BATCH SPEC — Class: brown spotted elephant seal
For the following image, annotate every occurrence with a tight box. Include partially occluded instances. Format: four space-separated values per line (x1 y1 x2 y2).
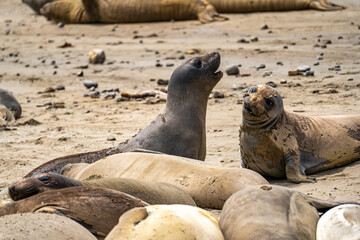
0 89 22 120
240 84 360 183
0 186 148 238
106 205 224 240
0 212 96 240
61 152 268 209
207 0 344 13
40 0 227 24
9 173 196 206
25 52 223 177
316 204 360 240
220 185 342 240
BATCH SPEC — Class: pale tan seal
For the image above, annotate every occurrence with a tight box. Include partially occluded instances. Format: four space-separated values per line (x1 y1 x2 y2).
317 204 360 240
207 0 344 13
220 185 341 240
25 52 223 177
40 0 227 24
61 152 269 209
0 212 97 240
0 186 148 238
240 84 360 183
9 173 196 206
106 205 224 240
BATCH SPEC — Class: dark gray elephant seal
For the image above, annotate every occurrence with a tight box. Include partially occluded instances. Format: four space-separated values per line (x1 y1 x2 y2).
0 89 22 119
0 186 148 238
25 52 223 177
0 213 97 240
220 185 342 240
239 84 360 183
22 0 55 14
9 173 196 206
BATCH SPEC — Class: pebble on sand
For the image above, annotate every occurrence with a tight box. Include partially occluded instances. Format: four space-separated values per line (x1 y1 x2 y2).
83 80 98 89
226 64 239 76
88 49 105 64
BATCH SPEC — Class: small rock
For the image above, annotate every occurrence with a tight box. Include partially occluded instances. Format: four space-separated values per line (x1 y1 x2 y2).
116 96 126 102
314 62 320 66
288 69 299 76
237 39 249 43
56 85 65 91
90 86 97 91
338 36 343 39
347 78 354 81
103 93 116 100
213 91 225 99
261 24 269 30
280 80 287 84
107 137 116 141
58 22 65 28
256 64 266 71
157 79 169 86
317 56 323 60
83 80 98 89
250 37 258 42
155 63 163 67
89 91 100 98
305 70 314 76
297 65 310 72
226 64 239 76
277 62 284 66
53 102 65 108
185 49 200 55
283 46 288 49
88 49 105 64
263 71 272 77
266 81 277 88
77 70 84 77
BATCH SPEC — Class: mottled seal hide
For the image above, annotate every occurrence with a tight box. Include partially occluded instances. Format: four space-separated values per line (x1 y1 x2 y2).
40 0 227 24
0 186 148 238
0 89 22 119
22 0 55 14
106 205 224 240
220 185 341 240
0 213 97 240
9 173 196 206
25 52 223 177
61 152 268 209
317 204 360 240
207 0 344 13
239 84 360 183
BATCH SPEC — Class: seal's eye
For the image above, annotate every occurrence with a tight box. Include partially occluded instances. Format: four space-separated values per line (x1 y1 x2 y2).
38 175 50 184
265 98 274 107
194 59 202 68
248 87 257 94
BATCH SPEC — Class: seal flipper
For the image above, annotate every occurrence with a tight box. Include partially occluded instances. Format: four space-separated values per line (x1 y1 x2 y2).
309 0 345 11
285 154 316 183
197 5 228 23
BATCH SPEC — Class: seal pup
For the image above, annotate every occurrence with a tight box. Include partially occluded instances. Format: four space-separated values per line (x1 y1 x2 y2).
239 84 360 183
105 205 224 240
61 152 269 209
25 52 223 177
207 0 344 13
219 185 342 240
40 0 227 24
0 89 22 120
0 212 97 240
317 204 360 240
9 173 196 206
0 186 148 238
22 0 55 14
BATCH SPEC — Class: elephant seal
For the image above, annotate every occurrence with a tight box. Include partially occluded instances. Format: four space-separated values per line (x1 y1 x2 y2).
317 204 360 240
207 0 344 13
105 205 224 240
25 52 223 177
0 89 22 119
219 185 342 240
9 173 196 206
0 186 148 238
22 0 55 14
40 0 227 24
0 212 96 240
239 84 360 183
61 152 268 209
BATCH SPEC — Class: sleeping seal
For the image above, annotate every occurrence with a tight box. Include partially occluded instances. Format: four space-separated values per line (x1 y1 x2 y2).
220 185 342 240
106 205 224 240
0 89 22 119
25 52 223 177
239 84 360 183
8 173 196 206
40 0 227 24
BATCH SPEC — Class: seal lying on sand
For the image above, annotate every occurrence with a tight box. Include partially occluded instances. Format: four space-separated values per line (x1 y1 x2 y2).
40 0 227 24
0 89 22 120
9 173 196 206
25 52 223 177
220 185 342 240
0 105 15 127
22 0 55 14
317 204 360 240
239 84 360 183
207 0 344 13
61 152 268 209
0 212 97 240
106 205 224 240
0 186 148 238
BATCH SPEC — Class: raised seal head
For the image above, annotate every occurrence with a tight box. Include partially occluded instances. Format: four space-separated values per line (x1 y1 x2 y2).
242 84 283 130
